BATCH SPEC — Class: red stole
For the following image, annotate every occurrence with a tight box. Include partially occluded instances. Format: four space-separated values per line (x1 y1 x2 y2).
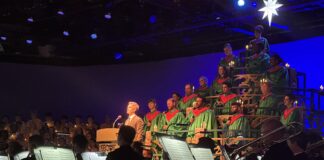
229 114 244 125
267 65 282 73
283 107 298 120
216 77 229 84
182 94 197 103
145 111 160 122
198 86 208 91
192 107 209 117
165 110 179 122
220 93 237 104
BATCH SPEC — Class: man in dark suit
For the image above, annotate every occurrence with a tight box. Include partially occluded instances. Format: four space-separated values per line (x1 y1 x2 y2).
125 101 144 142
106 125 142 160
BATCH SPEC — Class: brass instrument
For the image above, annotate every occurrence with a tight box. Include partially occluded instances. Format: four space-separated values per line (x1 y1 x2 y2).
230 122 304 159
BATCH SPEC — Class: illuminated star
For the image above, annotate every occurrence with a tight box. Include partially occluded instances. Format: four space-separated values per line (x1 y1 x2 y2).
259 0 283 26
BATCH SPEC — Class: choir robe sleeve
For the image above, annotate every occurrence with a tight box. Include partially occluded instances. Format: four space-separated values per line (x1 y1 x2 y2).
246 53 270 74
265 67 289 94
178 97 196 115
160 112 188 138
187 110 218 138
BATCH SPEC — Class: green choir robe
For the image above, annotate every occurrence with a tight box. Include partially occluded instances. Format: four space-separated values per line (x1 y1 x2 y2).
216 93 239 115
246 53 270 74
218 55 240 68
178 94 197 115
195 86 211 98
249 37 270 54
143 110 162 133
187 107 217 138
160 109 188 138
225 114 250 138
211 77 231 95
264 66 289 94
256 94 279 116
280 107 301 126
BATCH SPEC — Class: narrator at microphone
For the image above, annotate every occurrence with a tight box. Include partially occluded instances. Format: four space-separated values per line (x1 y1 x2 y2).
113 115 122 128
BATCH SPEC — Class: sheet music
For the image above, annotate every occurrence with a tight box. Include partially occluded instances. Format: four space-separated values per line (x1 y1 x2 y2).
34 147 75 160
0 156 9 160
14 151 29 160
160 137 194 160
190 148 213 160
81 152 106 160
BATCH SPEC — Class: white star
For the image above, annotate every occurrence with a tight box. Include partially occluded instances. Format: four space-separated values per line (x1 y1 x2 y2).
259 0 283 26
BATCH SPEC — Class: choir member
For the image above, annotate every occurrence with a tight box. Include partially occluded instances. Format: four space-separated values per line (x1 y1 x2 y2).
187 96 217 138
212 66 231 95
194 76 212 99
171 92 182 109
264 54 289 94
219 43 240 68
249 25 270 54
216 82 239 115
280 95 302 126
255 80 279 116
125 102 144 142
178 84 197 116
143 99 162 133
225 102 250 139
160 98 187 138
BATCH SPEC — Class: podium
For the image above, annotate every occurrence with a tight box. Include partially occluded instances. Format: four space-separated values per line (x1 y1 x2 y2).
96 128 119 153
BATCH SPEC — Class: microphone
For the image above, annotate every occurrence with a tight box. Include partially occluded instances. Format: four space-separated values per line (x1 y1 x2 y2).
113 115 122 128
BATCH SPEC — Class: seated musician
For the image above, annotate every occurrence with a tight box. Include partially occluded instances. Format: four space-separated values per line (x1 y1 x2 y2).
264 54 289 94
212 66 231 95
215 82 239 115
280 94 302 126
194 76 212 99
143 99 162 133
106 125 142 160
187 96 217 139
161 98 187 138
125 101 144 142
22 135 44 160
178 84 197 116
72 134 88 160
224 102 250 142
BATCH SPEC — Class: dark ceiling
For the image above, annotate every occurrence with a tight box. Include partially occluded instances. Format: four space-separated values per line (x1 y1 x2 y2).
0 0 324 65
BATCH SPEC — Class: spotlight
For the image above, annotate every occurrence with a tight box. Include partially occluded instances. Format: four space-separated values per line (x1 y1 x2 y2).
90 33 97 40
26 39 33 44
238 0 245 7
252 1 257 7
114 52 123 60
63 31 69 36
0 36 7 41
57 10 64 15
104 13 112 20
149 15 157 24
27 17 34 23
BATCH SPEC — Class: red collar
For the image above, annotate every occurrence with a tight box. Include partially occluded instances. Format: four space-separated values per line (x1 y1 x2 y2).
261 93 272 100
229 114 244 125
268 65 282 73
220 93 237 104
192 107 209 117
165 109 179 122
182 94 197 103
145 111 160 122
216 77 229 84
283 107 298 120
199 86 208 90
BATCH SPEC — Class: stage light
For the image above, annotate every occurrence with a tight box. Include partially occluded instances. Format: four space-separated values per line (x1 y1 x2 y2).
252 1 257 7
238 0 245 7
90 33 97 39
57 10 64 15
27 17 34 23
259 0 283 26
63 31 69 36
149 15 157 24
114 52 123 60
0 36 7 41
104 13 112 20
26 39 33 44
